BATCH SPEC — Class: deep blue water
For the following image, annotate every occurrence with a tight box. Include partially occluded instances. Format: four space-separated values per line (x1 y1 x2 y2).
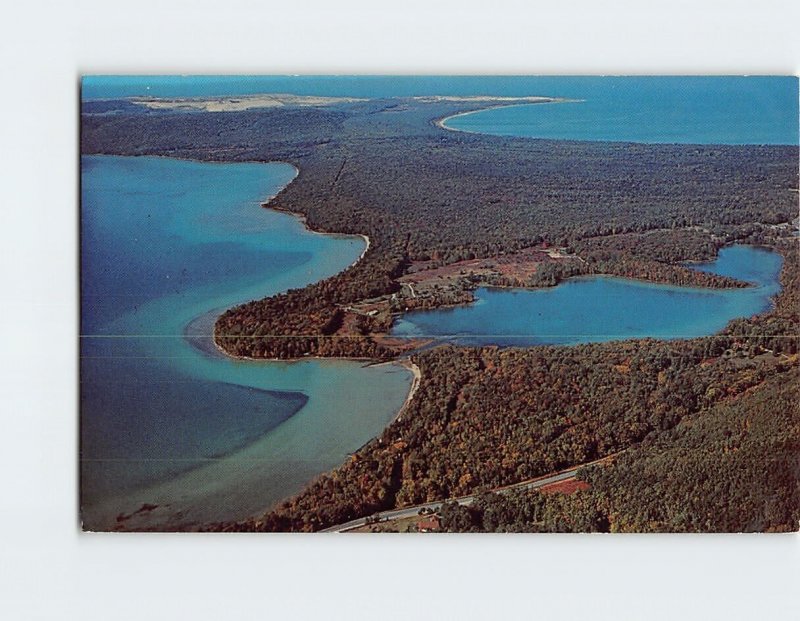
83 76 798 145
81 156 309 333
80 156 413 528
392 246 783 347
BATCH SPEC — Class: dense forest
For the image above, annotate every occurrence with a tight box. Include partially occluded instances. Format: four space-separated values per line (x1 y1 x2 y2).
439 366 799 533
204 241 798 533
82 97 799 532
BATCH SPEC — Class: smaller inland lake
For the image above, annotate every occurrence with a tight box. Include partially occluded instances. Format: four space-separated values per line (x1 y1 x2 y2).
391 245 783 348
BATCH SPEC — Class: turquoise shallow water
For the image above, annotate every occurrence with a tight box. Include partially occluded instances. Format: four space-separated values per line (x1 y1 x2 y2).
392 246 783 347
80 156 413 529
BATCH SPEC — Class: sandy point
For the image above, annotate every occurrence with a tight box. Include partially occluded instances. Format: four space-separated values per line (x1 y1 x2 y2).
377 358 422 423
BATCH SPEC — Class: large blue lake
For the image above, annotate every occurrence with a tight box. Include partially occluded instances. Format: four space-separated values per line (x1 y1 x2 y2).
81 156 413 529
84 76 799 146
392 246 783 347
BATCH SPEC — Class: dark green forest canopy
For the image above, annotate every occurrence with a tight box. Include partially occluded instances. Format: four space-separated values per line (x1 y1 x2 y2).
437 366 800 534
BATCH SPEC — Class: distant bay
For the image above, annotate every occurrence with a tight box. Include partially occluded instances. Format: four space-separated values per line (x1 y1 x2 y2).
442 77 799 145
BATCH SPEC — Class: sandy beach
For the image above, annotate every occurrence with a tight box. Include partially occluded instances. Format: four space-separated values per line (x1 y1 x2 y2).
129 93 366 112
390 358 422 422
435 97 578 134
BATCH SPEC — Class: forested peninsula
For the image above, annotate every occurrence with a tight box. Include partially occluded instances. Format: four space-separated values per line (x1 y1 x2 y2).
81 95 799 532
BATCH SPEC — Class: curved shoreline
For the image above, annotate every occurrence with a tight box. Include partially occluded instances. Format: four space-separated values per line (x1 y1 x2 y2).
203 164 419 521
84 155 416 530
246 357 422 523
435 98 580 135
265 201 371 267
384 358 421 423
256 161 374 256
208 166 375 363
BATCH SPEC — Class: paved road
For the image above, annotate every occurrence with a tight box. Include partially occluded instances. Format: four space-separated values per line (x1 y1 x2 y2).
319 462 597 533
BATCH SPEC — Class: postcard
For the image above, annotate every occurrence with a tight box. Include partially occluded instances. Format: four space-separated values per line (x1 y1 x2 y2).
80 76 799 532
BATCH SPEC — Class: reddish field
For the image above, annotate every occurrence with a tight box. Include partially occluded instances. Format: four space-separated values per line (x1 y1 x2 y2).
400 247 559 285
539 478 591 495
